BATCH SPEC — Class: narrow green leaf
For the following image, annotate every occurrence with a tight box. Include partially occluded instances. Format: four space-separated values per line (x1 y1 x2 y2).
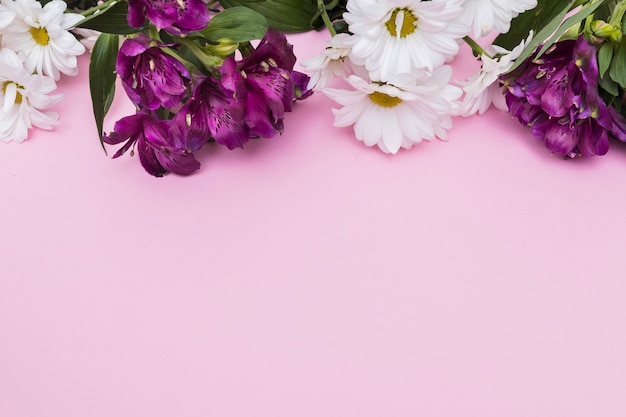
77 1 143 35
609 37 626 89
537 0 610 57
89 33 119 150
599 73 619 97
598 41 614 78
219 0 317 32
201 7 268 42
495 0 575 51
504 1 576 73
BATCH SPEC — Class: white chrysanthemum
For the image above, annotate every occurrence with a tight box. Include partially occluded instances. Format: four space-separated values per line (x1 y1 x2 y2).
324 69 462 154
301 33 368 90
0 3 16 28
1 0 85 80
0 48 63 143
344 0 469 81
459 31 532 116
459 0 537 38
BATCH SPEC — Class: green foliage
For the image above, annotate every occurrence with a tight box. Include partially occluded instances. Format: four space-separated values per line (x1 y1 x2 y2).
609 36 626 89
89 33 119 149
200 7 268 42
494 0 575 51
77 1 143 35
218 0 317 32
502 0 612 73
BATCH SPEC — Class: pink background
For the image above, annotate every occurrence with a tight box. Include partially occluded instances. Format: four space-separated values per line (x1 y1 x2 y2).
2 31 626 416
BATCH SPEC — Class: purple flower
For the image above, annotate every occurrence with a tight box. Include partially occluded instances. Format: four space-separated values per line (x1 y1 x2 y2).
502 36 626 157
171 58 250 150
127 0 209 35
104 111 200 177
117 34 191 111
292 71 313 101
236 29 297 138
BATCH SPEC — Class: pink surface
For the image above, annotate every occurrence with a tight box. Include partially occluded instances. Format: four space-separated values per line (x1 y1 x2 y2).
2 31 626 416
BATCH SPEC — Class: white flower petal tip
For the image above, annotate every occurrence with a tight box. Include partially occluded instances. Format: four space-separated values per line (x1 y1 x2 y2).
459 31 533 117
459 0 538 38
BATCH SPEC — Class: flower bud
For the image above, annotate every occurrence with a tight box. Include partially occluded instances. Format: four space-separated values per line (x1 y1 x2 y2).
589 20 622 44
206 38 239 57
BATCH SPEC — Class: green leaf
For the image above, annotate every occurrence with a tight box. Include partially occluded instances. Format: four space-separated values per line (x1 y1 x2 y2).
536 0 609 57
495 0 575 51
598 41 614 78
77 1 143 35
609 37 626 89
599 73 619 97
89 33 119 150
504 0 576 73
218 0 317 32
200 7 268 42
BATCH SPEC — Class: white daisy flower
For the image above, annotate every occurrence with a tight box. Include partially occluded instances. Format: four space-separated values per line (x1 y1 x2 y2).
0 48 63 143
344 0 469 81
1 0 86 80
301 33 368 91
0 2 16 29
459 31 532 116
459 0 537 38
323 68 462 154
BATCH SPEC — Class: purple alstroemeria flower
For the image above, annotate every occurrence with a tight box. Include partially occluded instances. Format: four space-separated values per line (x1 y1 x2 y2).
292 71 313 101
236 29 297 138
103 111 200 177
127 0 209 35
502 35 626 157
171 59 250 150
117 34 191 111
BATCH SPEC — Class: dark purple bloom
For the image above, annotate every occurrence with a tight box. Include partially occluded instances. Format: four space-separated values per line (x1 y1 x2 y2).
292 71 313 100
235 29 297 138
127 0 209 35
117 34 191 111
502 36 626 157
171 58 250 150
104 111 200 177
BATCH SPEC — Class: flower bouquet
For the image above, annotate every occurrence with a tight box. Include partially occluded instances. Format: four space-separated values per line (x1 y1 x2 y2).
2 0 626 177
305 0 626 158
0 0 320 175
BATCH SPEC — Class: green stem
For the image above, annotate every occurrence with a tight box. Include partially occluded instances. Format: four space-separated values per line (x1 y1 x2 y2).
317 0 336 37
80 0 118 17
463 36 492 59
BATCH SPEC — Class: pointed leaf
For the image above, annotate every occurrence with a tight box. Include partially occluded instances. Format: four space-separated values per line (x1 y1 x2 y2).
89 33 119 150
503 1 576 74
77 1 144 35
218 0 317 32
494 0 574 51
609 37 626 89
200 7 267 42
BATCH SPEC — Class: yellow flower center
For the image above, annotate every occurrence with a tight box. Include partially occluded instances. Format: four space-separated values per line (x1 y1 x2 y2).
30 26 50 46
385 8 418 38
369 91 402 108
2 81 23 104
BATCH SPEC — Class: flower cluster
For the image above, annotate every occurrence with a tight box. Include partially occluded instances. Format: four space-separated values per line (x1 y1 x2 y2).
88 0 311 176
501 19 626 157
303 0 537 153
104 29 309 176
0 0 85 143
305 0 626 160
